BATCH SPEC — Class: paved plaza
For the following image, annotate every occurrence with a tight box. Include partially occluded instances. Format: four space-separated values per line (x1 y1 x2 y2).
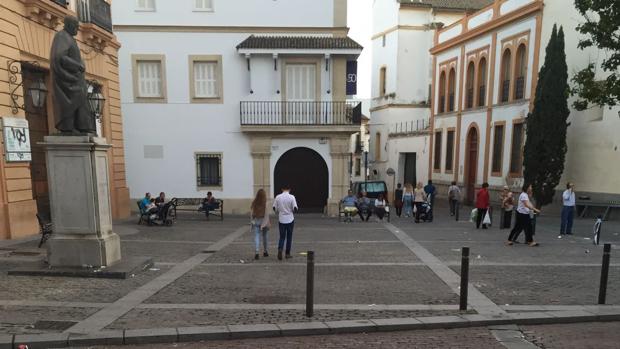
0 204 619 347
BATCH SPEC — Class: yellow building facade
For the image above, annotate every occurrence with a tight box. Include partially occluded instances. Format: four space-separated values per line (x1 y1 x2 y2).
0 0 130 240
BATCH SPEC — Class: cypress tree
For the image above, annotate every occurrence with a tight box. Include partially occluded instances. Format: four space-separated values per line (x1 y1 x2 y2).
523 25 570 208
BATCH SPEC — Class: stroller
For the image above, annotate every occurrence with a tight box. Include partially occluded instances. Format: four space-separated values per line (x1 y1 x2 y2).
417 195 433 222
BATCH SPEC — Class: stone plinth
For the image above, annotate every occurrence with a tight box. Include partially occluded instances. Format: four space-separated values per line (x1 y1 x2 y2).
42 135 121 267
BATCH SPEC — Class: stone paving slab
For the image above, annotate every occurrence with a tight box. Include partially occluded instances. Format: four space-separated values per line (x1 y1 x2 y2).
0 334 11 349
13 332 68 349
524 322 620 349
227 324 280 339
201 241 420 264
324 319 377 333
124 328 178 345
177 325 229 342
0 306 97 335
450 265 620 305
67 330 124 347
277 321 330 336
144 265 458 305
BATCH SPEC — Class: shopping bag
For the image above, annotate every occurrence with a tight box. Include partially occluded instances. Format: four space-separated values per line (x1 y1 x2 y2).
470 208 477 223
482 210 491 225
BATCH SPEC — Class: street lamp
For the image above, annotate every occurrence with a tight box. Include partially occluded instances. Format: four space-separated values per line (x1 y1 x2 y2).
28 78 48 109
7 60 48 114
87 81 105 121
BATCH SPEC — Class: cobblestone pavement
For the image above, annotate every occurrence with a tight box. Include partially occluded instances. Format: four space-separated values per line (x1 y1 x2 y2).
1 208 619 337
73 327 506 349
523 322 620 348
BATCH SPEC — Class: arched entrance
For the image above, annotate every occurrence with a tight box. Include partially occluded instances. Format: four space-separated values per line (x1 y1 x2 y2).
464 126 479 205
274 147 328 213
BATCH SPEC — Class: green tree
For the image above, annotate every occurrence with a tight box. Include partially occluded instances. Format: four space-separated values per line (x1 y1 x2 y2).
572 0 620 111
523 25 570 208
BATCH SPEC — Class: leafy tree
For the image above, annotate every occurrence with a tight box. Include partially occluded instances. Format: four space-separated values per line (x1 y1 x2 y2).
523 25 570 208
572 0 620 112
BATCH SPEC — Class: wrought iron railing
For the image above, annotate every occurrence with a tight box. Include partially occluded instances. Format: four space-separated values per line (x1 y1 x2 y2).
389 119 430 136
439 95 445 113
466 88 474 109
240 101 361 126
501 79 510 102
77 0 113 32
448 93 455 112
514 77 525 100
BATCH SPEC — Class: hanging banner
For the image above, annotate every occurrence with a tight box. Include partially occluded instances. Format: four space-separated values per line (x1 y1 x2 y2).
346 60 358 96
2 117 31 162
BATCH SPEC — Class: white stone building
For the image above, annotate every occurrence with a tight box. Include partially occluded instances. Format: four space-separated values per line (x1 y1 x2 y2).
113 0 362 214
429 0 620 205
369 0 491 198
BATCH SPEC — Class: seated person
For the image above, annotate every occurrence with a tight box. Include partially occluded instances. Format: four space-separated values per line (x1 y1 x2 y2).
140 192 154 213
356 191 372 222
200 192 219 217
341 190 358 221
155 192 166 206
374 193 388 220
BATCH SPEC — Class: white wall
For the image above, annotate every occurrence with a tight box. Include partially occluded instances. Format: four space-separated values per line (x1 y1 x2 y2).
113 0 335 27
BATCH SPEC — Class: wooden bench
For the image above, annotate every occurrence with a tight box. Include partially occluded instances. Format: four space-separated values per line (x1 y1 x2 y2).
577 200 620 221
36 213 53 248
172 198 224 221
338 201 390 222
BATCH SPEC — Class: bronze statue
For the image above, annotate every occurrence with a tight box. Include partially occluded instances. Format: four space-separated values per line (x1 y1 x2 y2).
50 16 95 134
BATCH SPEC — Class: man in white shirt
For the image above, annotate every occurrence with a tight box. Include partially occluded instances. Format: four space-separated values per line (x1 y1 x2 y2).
559 182 576 237
273 185 298 260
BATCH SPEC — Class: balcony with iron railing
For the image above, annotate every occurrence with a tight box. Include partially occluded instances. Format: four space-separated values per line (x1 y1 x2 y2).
501 80 510 103
389 119 430 137
466 88 474 109
448 93 455 112
77 0 112 32
240 101 362 132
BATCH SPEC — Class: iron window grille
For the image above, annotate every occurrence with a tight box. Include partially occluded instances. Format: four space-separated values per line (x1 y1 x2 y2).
196 153 222 187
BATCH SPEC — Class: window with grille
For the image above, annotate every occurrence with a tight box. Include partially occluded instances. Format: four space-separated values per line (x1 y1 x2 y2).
137 60 163 97
194 62 218 98
438 71 446 113
434 131 442 170
445 130 454 171
447 69 456 112
477 58 487 107
194 0 213 11
379 67 387 97
491 124 505 174
501 49 512 102
465 62 475 109
514 44 527 100
509 123 524 174
136 0 155 11
196 153 222 187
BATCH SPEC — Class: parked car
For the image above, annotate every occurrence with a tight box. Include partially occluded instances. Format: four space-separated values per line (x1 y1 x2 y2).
351 181 388 200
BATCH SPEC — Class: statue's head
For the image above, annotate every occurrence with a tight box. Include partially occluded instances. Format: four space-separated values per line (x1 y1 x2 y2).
63 16 79 36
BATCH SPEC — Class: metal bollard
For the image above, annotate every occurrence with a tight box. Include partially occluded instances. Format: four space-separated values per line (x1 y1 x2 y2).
306 251 315 317
459 247 469 311
455 201 460 221
598 244 611 305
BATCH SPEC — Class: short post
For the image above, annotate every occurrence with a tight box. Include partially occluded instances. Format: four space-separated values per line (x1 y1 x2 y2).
455 201 460 221
459 247 469 311
306 250 315 317
598 244 611 305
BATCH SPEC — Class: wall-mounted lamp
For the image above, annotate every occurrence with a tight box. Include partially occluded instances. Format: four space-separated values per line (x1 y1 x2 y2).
7 60 48 114
87 80 105 121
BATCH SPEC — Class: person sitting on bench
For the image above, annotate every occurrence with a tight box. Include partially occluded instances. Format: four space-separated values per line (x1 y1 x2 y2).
341 190 358 222
357 191 372 222
201 192 219 218
140 192 158 214
374 193 388 221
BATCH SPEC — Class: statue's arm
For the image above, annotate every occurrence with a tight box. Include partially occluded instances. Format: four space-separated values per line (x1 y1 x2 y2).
61 56 85 74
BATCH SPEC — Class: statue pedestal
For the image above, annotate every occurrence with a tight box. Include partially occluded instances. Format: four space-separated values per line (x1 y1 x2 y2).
43 136 121 267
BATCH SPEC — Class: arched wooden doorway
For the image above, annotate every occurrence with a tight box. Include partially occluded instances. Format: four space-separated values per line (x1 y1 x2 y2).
274 147 328 213
464 126 479 204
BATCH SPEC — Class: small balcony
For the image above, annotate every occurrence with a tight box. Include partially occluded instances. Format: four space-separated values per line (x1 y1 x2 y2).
240 101 361 133
77 0 112 32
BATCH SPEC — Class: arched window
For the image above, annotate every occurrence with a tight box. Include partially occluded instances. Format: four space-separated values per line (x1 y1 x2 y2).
500 49 512 102
438 71 446 113
465 62 475 109
514 44 527 100
447 68 456 112
477 57 487 107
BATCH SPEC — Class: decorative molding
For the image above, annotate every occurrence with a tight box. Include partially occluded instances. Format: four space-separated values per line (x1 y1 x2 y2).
18 0 70 30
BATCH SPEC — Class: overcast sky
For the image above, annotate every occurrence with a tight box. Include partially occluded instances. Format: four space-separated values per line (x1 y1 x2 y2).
347 0 373 99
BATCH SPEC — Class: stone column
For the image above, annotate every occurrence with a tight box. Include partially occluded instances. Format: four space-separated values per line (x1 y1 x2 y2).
43 136 121 267
250 136 272 197
328 136 351 216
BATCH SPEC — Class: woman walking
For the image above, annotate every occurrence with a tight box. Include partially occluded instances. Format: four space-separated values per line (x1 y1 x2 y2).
475 183 490 229
413 182 427 223
250 189 271 260
507 184 540 246
403 183 414 217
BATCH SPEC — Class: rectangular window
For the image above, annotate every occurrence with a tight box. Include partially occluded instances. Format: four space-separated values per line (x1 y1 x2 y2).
196 153 222 187
286 64 316 101
194 0 213 11
136 0 155 11
491 124 505 174
445 130 455 172
433 130 442 170
509 123 524 174
355 158 361 176
189 55 223 103
379 67 386 97
137 61 162 97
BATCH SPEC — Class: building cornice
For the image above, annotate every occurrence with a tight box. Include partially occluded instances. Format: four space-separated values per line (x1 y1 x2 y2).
113 25 350 35
370 103 430 112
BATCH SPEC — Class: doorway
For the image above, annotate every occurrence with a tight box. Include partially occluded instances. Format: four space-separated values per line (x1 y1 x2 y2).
465 126 479 205
274 147 328 213
23 67 50 217
403 153 416 186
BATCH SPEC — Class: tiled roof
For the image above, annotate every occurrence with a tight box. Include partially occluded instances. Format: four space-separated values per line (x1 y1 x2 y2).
236 35 363 50
397 0 494 11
